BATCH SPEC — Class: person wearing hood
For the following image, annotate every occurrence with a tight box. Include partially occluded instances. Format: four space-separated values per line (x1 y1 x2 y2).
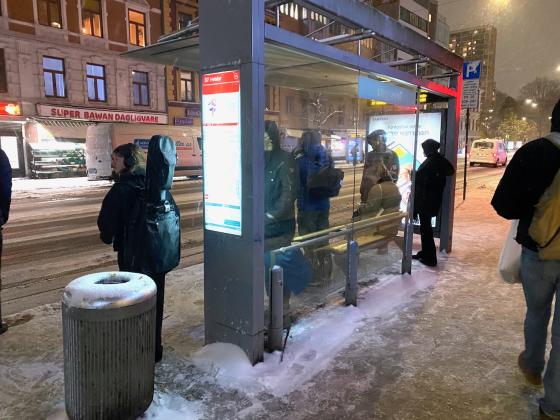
97 143 146 270
296 129 332 235
264 121 299 326
360 129 400 203
413 139 454 267
492 99 560 417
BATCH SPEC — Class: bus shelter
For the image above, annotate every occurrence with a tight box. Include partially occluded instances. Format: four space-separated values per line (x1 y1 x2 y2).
126 0 463 365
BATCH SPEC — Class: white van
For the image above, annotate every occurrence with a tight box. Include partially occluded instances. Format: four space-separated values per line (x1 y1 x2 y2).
85 123 202 180
469 138 508 167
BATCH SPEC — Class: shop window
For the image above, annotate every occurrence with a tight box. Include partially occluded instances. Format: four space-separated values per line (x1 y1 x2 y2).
132 70 149 106
128 10 146 47
179 70 194 102
0 49 6 93
178 12 192 29
86 63 106 102
82 0 102 37
38 0 62 29
43 56 66 98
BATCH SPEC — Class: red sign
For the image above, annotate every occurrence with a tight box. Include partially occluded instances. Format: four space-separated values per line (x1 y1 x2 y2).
202 70 240 96
0 103 21 116
37 104 168 124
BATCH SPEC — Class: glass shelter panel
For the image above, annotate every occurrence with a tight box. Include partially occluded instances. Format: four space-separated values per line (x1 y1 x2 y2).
262 44 421 330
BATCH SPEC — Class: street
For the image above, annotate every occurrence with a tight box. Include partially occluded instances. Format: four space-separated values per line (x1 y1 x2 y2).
2 163 505 315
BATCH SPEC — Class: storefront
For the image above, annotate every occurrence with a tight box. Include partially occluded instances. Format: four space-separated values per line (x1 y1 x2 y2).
21 104 168 178
126 0 462 364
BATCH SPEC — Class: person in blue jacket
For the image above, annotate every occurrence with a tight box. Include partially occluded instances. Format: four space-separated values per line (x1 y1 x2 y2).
296 130 332 235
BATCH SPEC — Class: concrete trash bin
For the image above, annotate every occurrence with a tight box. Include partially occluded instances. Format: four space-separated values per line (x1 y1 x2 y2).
62 272 157 420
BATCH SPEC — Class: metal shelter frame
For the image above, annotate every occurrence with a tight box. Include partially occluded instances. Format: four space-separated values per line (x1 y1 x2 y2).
124 0 463 365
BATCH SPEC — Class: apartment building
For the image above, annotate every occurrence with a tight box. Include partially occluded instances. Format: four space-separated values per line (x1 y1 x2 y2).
0 0 166 177
449 25 497 114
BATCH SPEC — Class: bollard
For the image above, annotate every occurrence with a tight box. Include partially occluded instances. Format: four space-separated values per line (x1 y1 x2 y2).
345 240 358 306
269 265 284 351
62 272 157 420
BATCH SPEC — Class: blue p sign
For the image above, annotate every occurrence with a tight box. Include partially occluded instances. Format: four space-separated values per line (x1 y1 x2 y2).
463 61 482 80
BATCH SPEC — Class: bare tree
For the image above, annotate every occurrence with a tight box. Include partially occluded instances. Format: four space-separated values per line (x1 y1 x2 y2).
301 92 342 131
519 77 560 136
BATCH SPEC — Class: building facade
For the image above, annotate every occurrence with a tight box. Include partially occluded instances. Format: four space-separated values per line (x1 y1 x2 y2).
449 25 497 114
0 0 167 177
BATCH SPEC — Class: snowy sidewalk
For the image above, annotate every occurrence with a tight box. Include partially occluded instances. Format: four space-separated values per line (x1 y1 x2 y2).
0 182 543 419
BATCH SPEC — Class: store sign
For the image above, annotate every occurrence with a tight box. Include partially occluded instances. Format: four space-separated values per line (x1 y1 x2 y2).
37 104 168 124
0 103 21 116
175 117 194 126
186 107 201 118
202 70 242 236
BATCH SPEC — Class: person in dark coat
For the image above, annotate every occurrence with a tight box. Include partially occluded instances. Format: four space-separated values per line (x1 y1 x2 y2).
296 130 331 235
360 129 400 203
264 121 299 327
0 149 11 334
491 99 560 417
97 143 146 271
413 139 455 267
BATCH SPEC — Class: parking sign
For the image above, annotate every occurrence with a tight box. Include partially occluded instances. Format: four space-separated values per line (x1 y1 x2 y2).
462 60 482 110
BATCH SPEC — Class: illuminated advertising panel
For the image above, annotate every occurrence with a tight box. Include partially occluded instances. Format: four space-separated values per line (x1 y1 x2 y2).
368 112 443 220
202 70 242 236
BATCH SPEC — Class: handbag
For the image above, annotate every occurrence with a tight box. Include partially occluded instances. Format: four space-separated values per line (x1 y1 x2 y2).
498 220 522 284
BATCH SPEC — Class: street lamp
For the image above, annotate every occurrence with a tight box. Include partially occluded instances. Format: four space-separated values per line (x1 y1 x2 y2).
525 98 533 105
531 102 538 109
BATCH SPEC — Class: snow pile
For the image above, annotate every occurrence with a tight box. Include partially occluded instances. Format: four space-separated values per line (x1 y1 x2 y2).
191 269 437 400
63 272 157 309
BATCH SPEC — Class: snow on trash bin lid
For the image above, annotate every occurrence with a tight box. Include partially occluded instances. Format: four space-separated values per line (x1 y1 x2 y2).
63 272 157 309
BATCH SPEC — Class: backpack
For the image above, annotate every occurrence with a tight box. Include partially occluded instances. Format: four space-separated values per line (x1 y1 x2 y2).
123 135 181 275
307 161 344 199
529 167 560 260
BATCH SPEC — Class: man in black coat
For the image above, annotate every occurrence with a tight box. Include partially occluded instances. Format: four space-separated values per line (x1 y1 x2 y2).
491 99 560 417
0 149 11 334
413 139 455 267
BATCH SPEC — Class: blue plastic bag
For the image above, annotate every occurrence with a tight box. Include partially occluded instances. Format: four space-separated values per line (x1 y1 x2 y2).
265 249 312 295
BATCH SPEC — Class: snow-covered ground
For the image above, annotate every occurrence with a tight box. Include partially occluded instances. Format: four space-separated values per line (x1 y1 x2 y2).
0 178 544 419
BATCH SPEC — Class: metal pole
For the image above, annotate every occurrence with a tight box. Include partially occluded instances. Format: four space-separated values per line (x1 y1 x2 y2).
345 240 358 306
402 88 422 275
463 108 470 201
269 265 284 351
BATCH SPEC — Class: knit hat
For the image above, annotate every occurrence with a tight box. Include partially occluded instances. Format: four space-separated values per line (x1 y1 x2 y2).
551 99 560 132
421 139 440 154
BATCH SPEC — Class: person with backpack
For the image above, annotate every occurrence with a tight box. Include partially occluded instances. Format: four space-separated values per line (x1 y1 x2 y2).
412 139 455 267
296 130 332 236
360 129 400 203
97 143 146 271
491 99 560 418
98 137 181 363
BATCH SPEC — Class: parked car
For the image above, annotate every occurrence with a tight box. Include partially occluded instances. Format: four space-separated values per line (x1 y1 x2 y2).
469 138 508 167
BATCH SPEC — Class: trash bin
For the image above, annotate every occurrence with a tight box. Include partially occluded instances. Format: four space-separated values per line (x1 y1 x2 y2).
62 272 157 420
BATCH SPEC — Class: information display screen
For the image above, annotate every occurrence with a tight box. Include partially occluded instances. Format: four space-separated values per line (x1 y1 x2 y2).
202 70 242 236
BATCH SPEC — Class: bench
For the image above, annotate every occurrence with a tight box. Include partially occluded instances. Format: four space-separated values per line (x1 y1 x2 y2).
292 211 407 281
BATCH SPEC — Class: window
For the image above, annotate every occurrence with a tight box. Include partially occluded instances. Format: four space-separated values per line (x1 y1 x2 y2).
178 12 192 29
285 96 294 114
132 70 149 106
38 0 62 28
179 70 194 102
128 10 146 47
82 0 102 37
0 49 6 93
86 63 106 102
43 56 65 98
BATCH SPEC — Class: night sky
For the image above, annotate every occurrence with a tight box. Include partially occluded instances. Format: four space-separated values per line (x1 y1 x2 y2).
438 0 560 98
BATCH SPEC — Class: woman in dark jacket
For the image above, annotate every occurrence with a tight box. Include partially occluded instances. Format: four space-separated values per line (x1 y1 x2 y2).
413 139 455 266
97 143 146 270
